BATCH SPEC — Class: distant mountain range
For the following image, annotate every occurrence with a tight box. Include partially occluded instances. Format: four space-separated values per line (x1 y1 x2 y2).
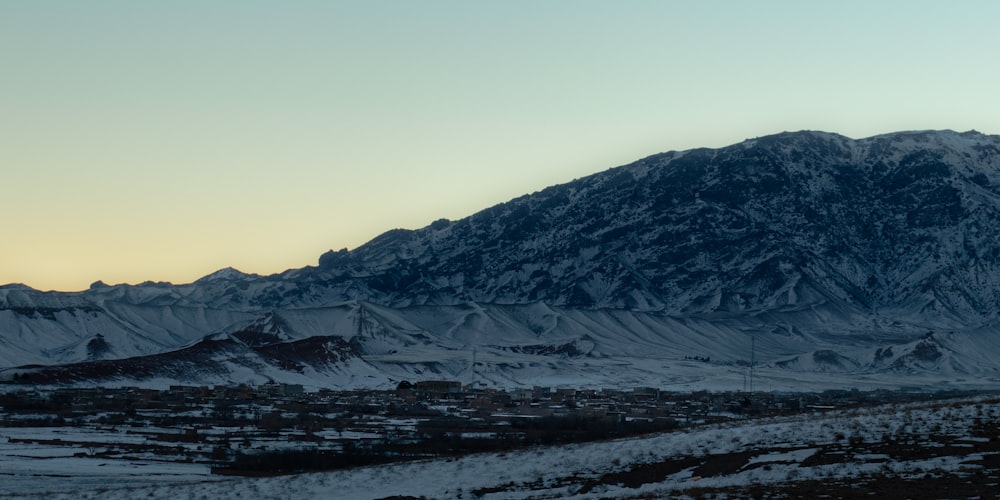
4 130 1000 391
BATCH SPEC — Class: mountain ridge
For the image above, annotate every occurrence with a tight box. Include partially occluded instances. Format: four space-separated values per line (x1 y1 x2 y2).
4 129 1000 390
296 128 1000 315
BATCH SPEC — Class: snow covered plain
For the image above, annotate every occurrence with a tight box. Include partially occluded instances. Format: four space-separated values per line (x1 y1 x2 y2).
0 425 223 496
5 395 998 499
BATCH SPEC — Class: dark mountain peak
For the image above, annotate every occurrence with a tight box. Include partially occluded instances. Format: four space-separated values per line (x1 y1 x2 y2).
195 267 251 283
864 129 1000 160
745 129 852 146
0 283 36 292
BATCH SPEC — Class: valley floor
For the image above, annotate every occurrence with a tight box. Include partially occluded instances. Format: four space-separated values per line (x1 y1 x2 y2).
3 392 998 499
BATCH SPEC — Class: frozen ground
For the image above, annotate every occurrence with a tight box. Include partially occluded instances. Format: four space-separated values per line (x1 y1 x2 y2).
4 395 998 499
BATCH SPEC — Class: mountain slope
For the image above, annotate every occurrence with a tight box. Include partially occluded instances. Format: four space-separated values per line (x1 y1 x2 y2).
306 129 1000 315
4 129 1000 389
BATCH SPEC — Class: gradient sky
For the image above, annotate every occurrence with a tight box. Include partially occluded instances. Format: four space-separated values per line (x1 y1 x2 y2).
4 1 1000 292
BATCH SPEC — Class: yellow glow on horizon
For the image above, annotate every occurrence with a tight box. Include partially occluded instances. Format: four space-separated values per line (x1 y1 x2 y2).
3 1 1000 291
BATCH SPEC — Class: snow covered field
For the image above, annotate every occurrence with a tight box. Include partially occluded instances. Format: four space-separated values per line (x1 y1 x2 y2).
0 425 222 496
5 394 998 499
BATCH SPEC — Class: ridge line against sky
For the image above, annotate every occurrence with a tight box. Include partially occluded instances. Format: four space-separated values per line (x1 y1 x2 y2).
3 1 1000 292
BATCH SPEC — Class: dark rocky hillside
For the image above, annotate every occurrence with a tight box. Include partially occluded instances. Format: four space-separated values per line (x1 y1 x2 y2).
300 130 1000 317
5 129 1000 388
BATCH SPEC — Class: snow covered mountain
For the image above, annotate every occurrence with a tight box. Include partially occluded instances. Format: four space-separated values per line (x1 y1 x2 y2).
4 129 1000 390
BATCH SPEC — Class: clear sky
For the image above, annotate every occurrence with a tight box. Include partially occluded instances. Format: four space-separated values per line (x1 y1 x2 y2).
4 1 1000 292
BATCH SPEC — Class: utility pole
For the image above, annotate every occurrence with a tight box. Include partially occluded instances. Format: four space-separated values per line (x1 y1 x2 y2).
470 347 478 389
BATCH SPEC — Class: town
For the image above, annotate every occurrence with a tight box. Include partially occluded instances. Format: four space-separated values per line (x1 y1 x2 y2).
0 381 981 476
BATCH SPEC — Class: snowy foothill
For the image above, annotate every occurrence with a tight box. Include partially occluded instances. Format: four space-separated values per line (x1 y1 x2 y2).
5 394 998 499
